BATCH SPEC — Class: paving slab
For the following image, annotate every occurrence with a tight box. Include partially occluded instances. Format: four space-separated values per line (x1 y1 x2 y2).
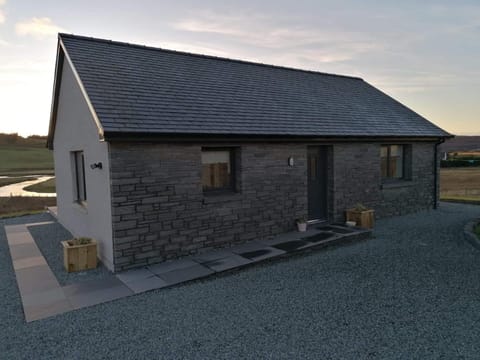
191 249 236 263
21 287 67 308
202 254 252 272
4 224 28 234
24 298 72 322
9 242 42 260
272 239 311 252
4 216 372 322
63 277 133 309
15 265 60 296
116 267 155 284
116 268 168 294
231 242 286 261
13 256 47 270
157 264 214 285
316 225 357 234
303 231 338 243
259 234 302 247
230 240 270 254
63 276 126 297
6 232 35 246
148 258 199 275
123 276 169 294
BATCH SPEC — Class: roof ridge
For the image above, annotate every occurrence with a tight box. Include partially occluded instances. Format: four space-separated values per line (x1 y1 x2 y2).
58 33 364 81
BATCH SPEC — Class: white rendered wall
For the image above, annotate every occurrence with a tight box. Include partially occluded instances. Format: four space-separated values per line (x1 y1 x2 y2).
53 59 114 270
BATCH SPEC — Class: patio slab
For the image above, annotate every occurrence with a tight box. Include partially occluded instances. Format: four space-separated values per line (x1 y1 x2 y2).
116 268 168 293
123 276 169 294
63 277 133 309
157 264 215 285
24 298 72 322
116 267 155 284
13 255 47 270
5 215 371 322
191 248 236 263
202 254 252 272
15 265 60 296
9 243 42 260
21 287 66 308
148 258 199 275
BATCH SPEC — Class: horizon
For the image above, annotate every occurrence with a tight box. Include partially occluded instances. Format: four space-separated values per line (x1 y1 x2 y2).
0 0 479 136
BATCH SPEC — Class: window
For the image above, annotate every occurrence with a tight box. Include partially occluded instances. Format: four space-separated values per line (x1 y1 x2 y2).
72 151 87 202
381 145 404 180
201 148 235 192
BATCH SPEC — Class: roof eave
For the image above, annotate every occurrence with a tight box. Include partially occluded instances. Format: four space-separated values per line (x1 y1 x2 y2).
46 39 64 150
102 131 453 143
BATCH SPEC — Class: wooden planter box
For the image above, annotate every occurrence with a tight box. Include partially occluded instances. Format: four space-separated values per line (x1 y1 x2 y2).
345 209 375 229
62 239 97 272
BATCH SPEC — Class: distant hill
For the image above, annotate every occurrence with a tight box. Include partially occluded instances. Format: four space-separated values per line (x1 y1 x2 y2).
440 136 480 153
0 133 47 148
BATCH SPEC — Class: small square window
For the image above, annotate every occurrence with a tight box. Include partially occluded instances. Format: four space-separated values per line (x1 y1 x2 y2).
381 145 404 180
201 148 235 192
72 151 87 202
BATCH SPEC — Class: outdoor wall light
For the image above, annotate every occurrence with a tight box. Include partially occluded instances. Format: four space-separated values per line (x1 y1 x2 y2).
90 162 103 170
288 157 294 167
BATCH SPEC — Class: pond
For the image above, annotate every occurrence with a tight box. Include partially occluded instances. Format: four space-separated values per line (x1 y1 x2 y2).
0 176 56 197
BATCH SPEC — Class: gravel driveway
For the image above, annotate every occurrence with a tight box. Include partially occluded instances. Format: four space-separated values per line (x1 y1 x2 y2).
1 202 480 359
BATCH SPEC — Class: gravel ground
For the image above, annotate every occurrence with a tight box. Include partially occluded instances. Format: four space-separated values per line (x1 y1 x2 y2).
28 221 112 285
1 203 480 359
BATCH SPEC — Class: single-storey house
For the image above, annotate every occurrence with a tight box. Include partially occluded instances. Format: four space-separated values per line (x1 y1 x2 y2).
47 33 452 272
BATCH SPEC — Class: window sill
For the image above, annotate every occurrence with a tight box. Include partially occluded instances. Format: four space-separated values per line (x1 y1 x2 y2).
202 192 241 204
72 201 88 214
381 180 415 190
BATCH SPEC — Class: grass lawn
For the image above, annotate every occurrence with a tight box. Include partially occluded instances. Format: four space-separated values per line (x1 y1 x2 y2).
23 178 56 193
0 176 37 187
440 167 480 201
0 145 53 176
0 196 56 218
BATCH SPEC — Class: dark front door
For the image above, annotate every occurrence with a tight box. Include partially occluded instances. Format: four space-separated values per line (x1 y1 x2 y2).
307 146 328 220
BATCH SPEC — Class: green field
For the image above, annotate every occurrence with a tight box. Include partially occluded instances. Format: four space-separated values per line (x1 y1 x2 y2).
0 134 54 176
0 176 37 187
24 178 56 193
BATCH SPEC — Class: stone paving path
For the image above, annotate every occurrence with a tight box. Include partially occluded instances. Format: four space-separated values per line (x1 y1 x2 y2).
5 219 370 322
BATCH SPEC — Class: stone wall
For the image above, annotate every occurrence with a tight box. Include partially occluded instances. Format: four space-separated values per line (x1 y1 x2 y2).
331 142 436 220
109 143 307 271
109 141 437 271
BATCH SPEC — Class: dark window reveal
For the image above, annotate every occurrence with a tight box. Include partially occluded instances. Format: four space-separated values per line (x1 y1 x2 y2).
381 145 404 180
201 149 234 192
73 151 87 202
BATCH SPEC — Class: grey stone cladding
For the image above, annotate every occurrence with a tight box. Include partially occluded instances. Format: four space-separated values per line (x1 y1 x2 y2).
109 141 437 271
109 143 308 271
330 142 436 221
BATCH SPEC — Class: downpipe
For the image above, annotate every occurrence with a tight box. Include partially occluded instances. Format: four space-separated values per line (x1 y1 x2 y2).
434 138 446 209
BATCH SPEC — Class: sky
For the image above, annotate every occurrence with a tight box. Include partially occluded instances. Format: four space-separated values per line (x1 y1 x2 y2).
0 0 479 136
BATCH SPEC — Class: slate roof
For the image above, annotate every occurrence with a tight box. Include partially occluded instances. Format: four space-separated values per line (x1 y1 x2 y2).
56 33 451 139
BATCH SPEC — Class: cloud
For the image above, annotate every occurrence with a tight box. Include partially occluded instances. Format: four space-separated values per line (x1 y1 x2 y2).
15 17 65 39
171 11 381 64
152 40 230 58
0 0 5 24
367 70 460 94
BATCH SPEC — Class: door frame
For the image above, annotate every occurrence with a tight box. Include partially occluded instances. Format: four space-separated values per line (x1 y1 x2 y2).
307 146 329 221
